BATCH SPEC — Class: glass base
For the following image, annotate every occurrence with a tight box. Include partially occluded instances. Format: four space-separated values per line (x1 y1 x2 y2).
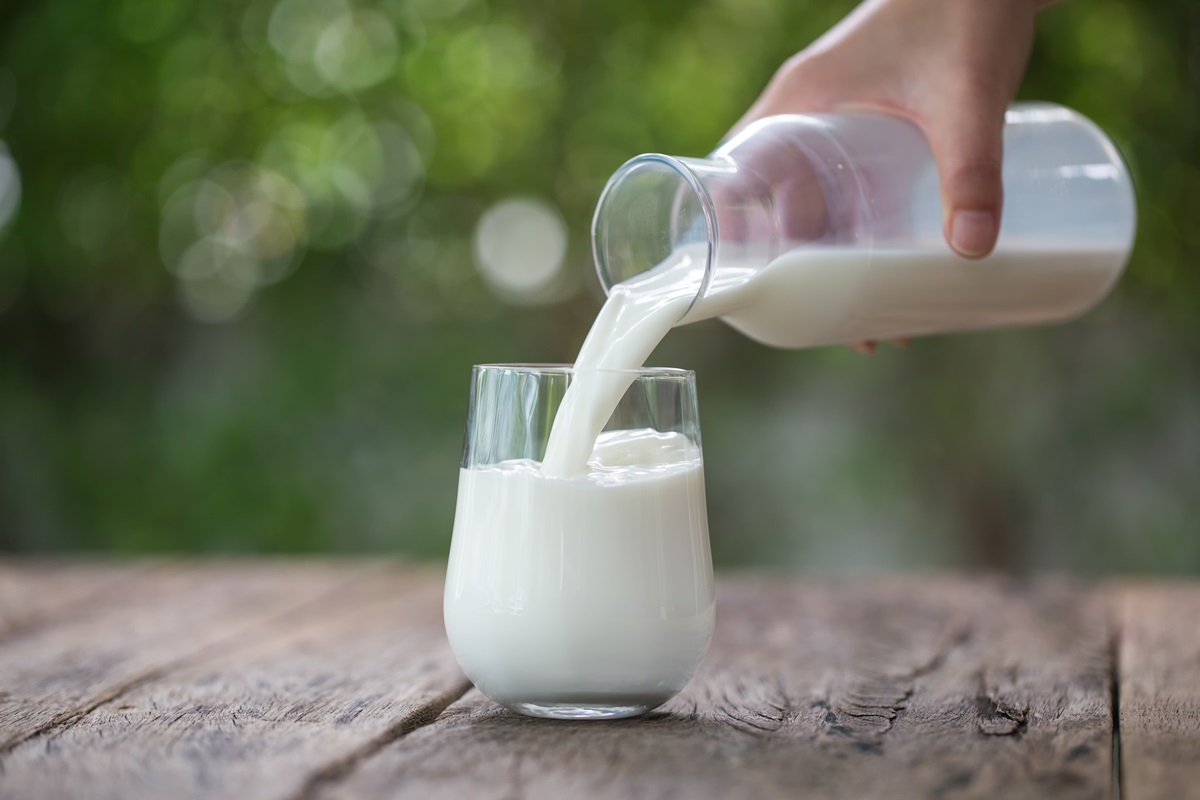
505 701 653 720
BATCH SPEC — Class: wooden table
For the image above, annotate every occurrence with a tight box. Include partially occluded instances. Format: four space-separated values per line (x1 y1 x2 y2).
0 561 1196 800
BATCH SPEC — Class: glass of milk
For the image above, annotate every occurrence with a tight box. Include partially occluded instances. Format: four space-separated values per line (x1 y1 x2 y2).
445 364 714 720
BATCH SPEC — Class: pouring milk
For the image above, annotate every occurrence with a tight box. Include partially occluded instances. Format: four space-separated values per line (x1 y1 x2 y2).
540 240 1126 477
445 105 1135 719
541 105 1136 474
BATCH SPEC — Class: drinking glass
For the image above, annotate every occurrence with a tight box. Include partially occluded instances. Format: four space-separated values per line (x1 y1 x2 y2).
444 364 714 719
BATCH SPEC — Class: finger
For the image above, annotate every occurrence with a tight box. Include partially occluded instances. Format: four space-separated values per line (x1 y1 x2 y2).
924 100 1006 259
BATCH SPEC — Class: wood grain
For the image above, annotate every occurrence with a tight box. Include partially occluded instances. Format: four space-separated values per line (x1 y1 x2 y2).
328 576 1113 800
0 560 379 752
0 565 469 800
0 565 1129 800
1116 583 1200 800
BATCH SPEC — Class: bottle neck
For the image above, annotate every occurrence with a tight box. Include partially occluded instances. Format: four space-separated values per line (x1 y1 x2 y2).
592 153 787 316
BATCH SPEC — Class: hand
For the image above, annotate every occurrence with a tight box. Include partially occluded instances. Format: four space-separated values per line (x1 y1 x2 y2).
733 0 1046 261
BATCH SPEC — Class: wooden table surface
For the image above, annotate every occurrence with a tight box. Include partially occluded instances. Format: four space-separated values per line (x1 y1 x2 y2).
0 561 1196 800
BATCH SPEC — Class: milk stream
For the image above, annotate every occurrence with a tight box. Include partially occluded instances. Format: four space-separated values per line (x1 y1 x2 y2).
540 242 1126 478
444 429 714 711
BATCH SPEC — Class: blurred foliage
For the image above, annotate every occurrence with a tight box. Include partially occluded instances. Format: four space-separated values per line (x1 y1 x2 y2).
0 0 1196 570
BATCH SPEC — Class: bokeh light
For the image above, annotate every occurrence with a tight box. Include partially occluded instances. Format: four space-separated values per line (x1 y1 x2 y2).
472 196 567 301
314 9 398 92
258 111 425 248
268 0 398 96
159 161 306 322
0 142 20 234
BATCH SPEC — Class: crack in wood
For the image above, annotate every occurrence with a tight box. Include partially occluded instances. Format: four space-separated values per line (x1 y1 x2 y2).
975 694 1028 736
288 679 472 800
717 672 792 735
829 621 971 743
972 664 1028 737
0 667 170 753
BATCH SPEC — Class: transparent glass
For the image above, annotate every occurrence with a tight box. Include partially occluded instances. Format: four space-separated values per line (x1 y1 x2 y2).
593 103 1137 348
445 364 714 720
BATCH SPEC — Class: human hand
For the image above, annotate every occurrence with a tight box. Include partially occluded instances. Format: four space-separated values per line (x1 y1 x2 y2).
733 0 1049 262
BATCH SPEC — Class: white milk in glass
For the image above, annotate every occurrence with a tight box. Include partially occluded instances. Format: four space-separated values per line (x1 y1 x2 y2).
445 428 713 716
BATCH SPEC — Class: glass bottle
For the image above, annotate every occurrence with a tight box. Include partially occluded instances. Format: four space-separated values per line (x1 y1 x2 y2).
592 103 1137 348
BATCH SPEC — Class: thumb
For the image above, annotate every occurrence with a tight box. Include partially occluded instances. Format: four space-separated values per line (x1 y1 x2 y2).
925 104 1006 259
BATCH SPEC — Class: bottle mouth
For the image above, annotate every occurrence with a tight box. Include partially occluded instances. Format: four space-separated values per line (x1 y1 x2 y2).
591 154 716 320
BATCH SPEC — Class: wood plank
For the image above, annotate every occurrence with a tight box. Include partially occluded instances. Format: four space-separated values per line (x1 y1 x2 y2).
327 576 1113 800
0 565 469 800
1116 583 1200 800
0 559 379 752
0 559 163 639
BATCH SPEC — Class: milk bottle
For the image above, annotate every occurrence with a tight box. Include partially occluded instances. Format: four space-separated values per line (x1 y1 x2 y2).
593 104 1136 349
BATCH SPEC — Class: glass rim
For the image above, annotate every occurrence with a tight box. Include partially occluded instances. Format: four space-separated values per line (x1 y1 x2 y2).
472 363 694 379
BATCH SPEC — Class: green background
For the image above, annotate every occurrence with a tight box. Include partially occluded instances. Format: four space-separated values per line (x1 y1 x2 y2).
1 0 1196 571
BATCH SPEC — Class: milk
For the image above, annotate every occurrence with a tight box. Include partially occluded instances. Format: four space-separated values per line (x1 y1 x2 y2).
541 242 1126 477
444 428 714 717
540 245 717 477
721 243 1126 349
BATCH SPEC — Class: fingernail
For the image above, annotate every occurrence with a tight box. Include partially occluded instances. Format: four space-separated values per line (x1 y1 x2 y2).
850 340 877 356
949 210 996 258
